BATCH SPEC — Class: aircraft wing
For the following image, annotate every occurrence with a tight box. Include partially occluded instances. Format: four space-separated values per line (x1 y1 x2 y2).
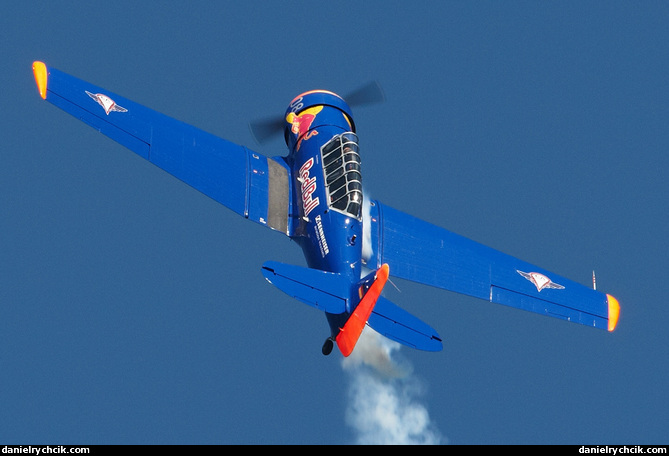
32 62 291 235
365 200 620 331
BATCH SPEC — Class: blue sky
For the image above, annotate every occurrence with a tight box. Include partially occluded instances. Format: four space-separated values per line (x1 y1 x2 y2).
2 1 668 444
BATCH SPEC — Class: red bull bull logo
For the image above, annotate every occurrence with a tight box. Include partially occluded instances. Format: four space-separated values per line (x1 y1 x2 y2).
286 105 323 151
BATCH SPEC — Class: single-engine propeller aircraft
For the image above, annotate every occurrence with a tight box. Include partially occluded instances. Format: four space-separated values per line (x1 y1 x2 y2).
31 61 620 357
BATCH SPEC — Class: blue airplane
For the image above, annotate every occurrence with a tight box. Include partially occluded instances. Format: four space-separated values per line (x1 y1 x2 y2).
32 61 620 357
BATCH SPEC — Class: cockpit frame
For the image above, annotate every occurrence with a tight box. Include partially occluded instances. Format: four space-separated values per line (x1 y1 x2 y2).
320 132 363 220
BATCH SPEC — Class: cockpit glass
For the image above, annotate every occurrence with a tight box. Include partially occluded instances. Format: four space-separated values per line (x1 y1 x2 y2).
320 133 362 219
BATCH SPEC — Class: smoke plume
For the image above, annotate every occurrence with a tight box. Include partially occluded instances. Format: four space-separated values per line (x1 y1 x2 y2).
341 329 445 445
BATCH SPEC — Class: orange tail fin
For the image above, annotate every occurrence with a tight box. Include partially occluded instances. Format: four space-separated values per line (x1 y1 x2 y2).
336 264 390 357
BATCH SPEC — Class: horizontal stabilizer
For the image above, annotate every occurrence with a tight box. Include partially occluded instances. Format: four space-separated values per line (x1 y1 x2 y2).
261 261 349 314
368 297 443 352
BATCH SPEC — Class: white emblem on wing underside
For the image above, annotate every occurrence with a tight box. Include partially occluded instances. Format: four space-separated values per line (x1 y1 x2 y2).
517 270 565 292
86 91 128 115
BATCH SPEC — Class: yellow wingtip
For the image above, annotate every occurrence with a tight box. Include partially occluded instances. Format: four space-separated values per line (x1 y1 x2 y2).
607 294 620 332
32 61 48 99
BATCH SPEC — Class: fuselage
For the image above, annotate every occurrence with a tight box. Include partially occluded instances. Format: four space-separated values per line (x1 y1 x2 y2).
283 92 366 333
292 130 363 276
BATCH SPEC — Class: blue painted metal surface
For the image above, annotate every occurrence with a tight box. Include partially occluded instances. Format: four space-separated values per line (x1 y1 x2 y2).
261 261 349 314
369 297 442 351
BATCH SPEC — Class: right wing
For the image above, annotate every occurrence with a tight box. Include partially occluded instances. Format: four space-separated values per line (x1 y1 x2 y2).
365 200 620 331
32 61 292 235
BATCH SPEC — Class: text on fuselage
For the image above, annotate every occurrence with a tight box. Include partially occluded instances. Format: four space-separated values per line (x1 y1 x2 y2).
299 157 320 217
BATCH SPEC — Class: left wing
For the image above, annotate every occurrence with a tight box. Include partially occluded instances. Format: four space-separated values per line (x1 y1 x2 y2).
32 61 291 235
365 200 620 331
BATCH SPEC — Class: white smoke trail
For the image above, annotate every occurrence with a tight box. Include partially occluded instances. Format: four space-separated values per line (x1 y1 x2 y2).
341 329 445 445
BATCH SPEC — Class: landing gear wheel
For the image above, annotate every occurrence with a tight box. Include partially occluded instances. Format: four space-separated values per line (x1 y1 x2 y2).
322 337 334 356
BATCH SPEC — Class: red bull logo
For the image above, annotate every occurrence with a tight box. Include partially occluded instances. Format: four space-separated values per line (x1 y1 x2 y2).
299 157 320 217
286 105 323 151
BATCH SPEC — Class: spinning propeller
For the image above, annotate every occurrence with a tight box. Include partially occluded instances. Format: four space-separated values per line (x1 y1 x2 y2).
249 80 385 145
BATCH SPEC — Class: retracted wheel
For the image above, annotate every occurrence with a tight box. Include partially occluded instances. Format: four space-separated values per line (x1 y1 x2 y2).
322 337 334 355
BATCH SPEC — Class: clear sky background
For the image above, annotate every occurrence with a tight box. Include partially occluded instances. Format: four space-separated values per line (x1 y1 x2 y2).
2 1 668 445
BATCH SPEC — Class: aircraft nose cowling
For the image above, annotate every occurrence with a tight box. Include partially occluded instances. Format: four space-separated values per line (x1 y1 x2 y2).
284 90 355 148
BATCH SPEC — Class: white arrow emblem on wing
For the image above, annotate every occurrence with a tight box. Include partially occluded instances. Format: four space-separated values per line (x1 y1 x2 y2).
517 270 565 292
85 91 128 115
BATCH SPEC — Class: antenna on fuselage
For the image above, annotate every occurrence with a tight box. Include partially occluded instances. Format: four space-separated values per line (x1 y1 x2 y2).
387 277 401 293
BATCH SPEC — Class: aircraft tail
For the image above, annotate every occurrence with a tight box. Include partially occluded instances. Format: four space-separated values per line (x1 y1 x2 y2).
261 261 442 356
336 264 390 356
